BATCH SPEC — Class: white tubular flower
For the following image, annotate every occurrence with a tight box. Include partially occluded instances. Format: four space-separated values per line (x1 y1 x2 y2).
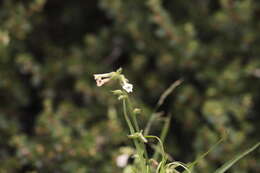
93 72 114 87
122 82 133 93
96 77 111 87
94 72 113 80
94 68 134 93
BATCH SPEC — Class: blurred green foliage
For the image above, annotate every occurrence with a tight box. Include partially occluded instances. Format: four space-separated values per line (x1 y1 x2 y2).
0 0 259 172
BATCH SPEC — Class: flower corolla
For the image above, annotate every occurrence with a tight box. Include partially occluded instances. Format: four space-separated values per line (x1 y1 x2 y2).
94 68 133 93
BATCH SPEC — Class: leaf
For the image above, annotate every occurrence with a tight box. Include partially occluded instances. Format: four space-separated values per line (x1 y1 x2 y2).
152 115 171 160
156 79 183 109
188 134 226 169
145 79 182 135
166 161 191 173
144 112 164 135
214 142 260 173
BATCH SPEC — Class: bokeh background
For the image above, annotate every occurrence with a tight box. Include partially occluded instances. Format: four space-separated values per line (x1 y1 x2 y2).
0 0 259 172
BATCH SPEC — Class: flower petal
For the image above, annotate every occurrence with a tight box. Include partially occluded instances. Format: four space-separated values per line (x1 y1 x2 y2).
122 82 133 93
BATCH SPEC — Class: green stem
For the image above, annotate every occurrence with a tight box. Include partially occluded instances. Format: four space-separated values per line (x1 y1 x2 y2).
126 97 140 131
122 99 147 172
127 97 149 166
123 99 135 134
146 135 167 173
153 116 171 161
144 112 157 135
146 135 167 162
126 97 149 161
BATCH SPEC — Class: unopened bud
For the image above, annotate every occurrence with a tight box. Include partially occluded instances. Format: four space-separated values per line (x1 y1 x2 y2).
133 108 141 114
111 90 123 95
116 67 122 74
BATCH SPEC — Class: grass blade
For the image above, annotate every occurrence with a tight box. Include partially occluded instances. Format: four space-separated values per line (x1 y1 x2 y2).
156 79 183 110
144 112 164 135
152 116 171 160
145 79 182 135
188 135 225 169
214 142 260 173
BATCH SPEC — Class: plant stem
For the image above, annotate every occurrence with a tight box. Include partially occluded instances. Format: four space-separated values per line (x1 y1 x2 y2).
126 97 140 131
123 99 135 134
122 99 148 172
153 116 171 161
146 135 166 162
126 97 149 161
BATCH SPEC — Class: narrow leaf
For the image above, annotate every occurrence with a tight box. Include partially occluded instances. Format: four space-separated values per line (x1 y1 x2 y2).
144 112 164 135
188 135 225 169
152 116 171 160
156 79 183 109
214 142 260 173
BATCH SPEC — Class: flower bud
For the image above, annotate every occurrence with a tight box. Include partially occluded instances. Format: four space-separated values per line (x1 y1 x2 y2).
116 67 122 74
133 108 141 114
111 90 124 96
